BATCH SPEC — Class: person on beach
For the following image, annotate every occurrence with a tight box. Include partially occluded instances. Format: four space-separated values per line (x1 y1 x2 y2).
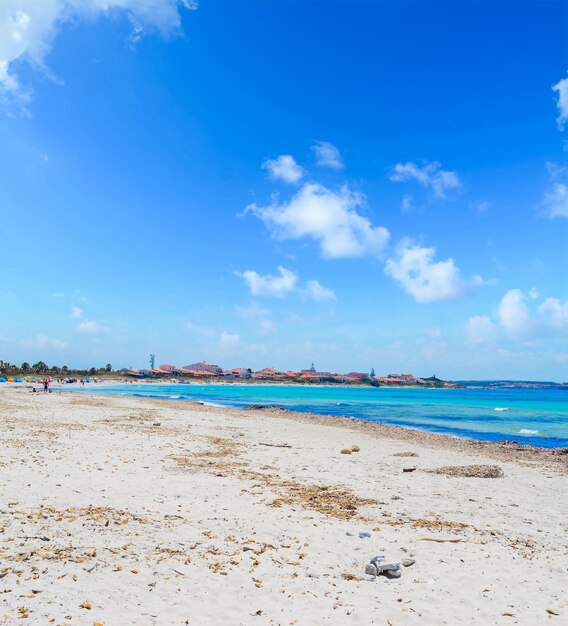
43 379 49 393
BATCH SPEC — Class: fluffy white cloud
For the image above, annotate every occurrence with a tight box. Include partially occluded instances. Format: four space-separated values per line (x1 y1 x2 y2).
552 75 568 130
246 183 389 259
465 315 499 345
21 333 67 350
538 297 568 328
497 289 531 335
71 305 83 319
466 289 568 344
261 154 304 184
0 0 195 108
236 266 298 298
236 267 335 302
302 280 336 301
390 160 461 199
311 141 343 169
384 240 464 303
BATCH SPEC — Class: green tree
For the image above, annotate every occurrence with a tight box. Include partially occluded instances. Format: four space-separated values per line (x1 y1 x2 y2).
89 367 97 375
105 363 112 372
32 361 48 373
370 367 375 377
21 362 31 373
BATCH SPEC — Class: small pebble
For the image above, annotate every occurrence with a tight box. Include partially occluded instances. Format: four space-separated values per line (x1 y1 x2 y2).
359 531 371 539
402 558 415 567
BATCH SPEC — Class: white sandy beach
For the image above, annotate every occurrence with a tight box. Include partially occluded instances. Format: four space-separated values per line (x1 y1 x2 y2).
0 386 567 625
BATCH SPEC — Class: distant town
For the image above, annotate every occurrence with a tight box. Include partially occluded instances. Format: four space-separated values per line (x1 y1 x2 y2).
117 360 458 387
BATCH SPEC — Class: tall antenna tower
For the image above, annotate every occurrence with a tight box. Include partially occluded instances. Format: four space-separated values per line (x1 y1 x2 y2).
150 354 156 370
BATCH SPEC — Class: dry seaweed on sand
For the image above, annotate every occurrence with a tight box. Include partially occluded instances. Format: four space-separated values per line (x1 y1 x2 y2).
431 464 504 478
269 480 377 521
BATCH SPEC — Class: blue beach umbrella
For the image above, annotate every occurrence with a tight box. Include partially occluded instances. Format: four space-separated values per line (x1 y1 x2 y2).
13 378 23 382
0 378 6 383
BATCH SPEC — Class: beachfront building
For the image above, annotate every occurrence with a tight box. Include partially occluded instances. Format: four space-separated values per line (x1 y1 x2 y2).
182 362 223 376
223 368 252 379
346 372 370 381
252 367 287 380
159 364 181 374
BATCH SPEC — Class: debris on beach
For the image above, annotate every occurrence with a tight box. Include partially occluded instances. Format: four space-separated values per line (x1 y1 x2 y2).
362 555 403 579
340 448 352 454
393 451 418 457
351 445 360 452
432 465 504 478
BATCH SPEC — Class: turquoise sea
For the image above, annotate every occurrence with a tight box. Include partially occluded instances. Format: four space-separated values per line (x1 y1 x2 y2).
64 383 568 448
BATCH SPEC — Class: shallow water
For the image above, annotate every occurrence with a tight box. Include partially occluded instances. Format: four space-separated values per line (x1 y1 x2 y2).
64 383 568 448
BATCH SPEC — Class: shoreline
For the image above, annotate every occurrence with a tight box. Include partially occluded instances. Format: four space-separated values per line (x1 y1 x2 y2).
54 383 568 458
47 385 568 472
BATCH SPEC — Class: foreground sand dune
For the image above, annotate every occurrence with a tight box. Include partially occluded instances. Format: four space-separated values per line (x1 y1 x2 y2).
0 387 566 625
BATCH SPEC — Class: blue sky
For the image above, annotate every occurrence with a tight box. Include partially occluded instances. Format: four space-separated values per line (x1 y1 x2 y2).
1 0 567 379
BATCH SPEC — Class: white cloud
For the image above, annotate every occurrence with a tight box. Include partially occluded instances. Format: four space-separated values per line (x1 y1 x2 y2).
384 240 464 303
497 289 531 335
246 183 389 259
552 75 568 130
465 289 568 345
21 333 67 350
0 0 196 109
77 320 101 334
236 266 298 298
302 279 335 301
543 182 568 218
71 305 83 319
261 155 304 184
311 141 343 169
236 267 335 303
390 160 461 199
538 297 568 328
541 162 568 218
465 316 499 345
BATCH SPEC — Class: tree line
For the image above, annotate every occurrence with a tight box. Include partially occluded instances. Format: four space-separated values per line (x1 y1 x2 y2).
0 360 113 376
